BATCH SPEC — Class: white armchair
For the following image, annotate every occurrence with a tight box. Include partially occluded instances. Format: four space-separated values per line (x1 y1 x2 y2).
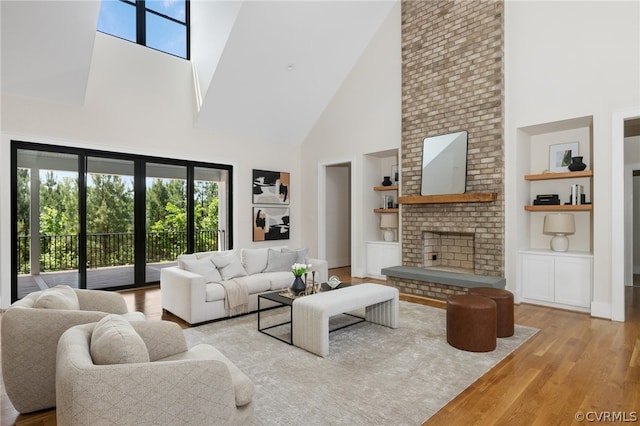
1 286 144 413
56 317 254 425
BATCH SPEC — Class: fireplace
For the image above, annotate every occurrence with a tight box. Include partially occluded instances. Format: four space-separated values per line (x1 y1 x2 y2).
423 230 475 274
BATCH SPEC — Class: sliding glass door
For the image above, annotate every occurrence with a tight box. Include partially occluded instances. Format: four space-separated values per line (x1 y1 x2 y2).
86 157 135 289
11 141 233 302
145 163 187 283
15 149 81 299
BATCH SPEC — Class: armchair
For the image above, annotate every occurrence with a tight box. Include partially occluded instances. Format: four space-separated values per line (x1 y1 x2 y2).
1 286 144 413
56 318 254 425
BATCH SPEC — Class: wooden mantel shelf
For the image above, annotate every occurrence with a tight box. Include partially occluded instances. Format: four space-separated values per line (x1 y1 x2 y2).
398 192 498 204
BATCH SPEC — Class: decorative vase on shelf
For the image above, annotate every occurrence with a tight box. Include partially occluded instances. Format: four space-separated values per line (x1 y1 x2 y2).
568 156 587 172
290 276 306 296
381 176 392 186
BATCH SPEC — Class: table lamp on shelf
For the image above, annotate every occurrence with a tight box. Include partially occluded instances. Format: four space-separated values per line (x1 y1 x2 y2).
543 213 575 252
380 213 398 242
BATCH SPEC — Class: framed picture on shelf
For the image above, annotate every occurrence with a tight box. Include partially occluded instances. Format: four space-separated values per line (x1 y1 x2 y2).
549 142 579 172
253 207 290 241
252 169 290 204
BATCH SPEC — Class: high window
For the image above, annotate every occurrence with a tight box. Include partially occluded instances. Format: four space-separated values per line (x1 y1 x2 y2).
97 0 189 59
11 141 232 301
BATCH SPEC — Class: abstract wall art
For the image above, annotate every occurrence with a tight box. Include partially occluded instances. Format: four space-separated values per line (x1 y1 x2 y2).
253 207 290 241
252 169 290 204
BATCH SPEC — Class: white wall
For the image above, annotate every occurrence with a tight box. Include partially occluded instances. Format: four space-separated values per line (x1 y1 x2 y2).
301 2 401 276
0 33 301 308
505 1 640 318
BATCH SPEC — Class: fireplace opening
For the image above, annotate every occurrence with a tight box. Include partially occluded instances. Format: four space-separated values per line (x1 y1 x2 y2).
423 231 475 274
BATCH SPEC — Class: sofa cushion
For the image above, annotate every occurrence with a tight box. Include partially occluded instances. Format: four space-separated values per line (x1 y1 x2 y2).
180 256 222 283
90 315 150 365
241 248 270 275
262 271 295 290
211 252 248 280
264 249 297 273
159 343 255 407
32 285 80 310
282 247 310 264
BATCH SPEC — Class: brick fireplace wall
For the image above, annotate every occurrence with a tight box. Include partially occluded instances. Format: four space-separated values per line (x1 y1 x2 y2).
397 0 504 297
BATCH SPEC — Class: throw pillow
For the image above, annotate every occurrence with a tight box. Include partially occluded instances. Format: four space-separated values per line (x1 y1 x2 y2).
90 314 150 365
241 248 270 275
32 285 80 310
211 252 248 280
264 249 297 273
180 256 223 283
282 247 310 265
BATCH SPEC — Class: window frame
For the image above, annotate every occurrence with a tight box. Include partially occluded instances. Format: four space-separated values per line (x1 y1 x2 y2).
98 0 190 60
10 140 232 302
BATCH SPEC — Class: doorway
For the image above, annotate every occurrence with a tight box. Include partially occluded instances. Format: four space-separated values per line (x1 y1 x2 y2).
324 163 352 269
613 113 640 321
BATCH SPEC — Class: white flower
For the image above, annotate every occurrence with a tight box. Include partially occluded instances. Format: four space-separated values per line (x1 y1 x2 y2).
291 263 312 277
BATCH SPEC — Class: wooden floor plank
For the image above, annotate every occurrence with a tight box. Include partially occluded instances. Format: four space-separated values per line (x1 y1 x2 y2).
2 269 639 426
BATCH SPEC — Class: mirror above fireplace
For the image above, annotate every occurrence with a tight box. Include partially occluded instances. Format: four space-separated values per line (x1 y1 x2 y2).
421 130 468 196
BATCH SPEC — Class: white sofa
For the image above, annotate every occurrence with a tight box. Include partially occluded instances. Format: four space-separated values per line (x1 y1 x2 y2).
161 246 328 325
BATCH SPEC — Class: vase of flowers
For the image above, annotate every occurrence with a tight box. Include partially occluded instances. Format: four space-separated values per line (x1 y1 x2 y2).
290 263 311 296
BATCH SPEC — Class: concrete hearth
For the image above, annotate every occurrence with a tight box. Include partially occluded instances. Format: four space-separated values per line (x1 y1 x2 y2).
381 265 506 301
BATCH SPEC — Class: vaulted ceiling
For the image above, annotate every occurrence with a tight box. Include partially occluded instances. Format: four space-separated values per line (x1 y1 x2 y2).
1 0 397 144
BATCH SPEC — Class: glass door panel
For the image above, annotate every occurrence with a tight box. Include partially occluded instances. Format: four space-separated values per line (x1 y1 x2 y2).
194 167 229 252
16 149 80 298
145 163 187 283
86 157 135 289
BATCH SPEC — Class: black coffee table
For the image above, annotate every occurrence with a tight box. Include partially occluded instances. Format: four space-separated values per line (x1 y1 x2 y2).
257 283 363 345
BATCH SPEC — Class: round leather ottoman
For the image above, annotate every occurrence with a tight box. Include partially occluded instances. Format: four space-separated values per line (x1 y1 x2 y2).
446 295 497 352
469 287 514 337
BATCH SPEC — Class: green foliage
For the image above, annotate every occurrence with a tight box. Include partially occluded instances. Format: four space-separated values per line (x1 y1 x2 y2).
18 170 221 273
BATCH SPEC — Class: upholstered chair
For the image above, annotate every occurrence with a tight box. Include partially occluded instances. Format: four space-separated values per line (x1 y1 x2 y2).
56 316 254 425
1 285 145 413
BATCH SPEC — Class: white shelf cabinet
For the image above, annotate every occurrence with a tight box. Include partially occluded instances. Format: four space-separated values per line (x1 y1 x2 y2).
519 249 592 312
366 241 400 279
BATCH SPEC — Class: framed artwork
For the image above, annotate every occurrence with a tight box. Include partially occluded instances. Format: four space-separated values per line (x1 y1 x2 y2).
549 142 579 172
253 207 290 241
253 169 290 204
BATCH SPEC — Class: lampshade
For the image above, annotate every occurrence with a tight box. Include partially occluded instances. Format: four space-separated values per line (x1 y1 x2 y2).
380 213 398 229
543 213 575 252
543 214 575 234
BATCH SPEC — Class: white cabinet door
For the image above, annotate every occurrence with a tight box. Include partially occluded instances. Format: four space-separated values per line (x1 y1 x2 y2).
554 256 592 308
366 242 400 278
521 253 554 302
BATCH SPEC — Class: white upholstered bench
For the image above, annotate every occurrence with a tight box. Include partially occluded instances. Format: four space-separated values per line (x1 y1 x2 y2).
292 283 399 357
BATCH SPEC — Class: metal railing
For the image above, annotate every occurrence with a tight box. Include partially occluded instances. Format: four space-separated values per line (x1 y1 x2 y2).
17 230 218 274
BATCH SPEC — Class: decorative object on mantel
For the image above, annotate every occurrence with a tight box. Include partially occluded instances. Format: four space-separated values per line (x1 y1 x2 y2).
381 176 392 186
290 263 311 296
380 213 398 242
543 213 575 252
568 156 587 172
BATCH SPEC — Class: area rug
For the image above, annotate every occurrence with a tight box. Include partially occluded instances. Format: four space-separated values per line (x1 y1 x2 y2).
183 301 538 425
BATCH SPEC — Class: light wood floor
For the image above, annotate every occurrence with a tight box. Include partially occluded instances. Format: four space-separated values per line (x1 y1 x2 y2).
2 268 639 425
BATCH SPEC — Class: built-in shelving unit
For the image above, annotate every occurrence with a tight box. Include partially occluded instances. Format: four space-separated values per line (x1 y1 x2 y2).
517 115 594 313
373 208 399 213
398 192 497 204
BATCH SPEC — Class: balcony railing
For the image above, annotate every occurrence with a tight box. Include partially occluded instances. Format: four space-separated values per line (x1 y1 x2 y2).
16 230 217 274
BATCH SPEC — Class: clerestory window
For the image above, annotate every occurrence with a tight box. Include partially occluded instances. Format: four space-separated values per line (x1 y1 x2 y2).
97 0 189 59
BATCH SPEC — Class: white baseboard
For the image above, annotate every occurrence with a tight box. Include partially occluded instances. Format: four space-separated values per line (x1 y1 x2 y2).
590 301 612 319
